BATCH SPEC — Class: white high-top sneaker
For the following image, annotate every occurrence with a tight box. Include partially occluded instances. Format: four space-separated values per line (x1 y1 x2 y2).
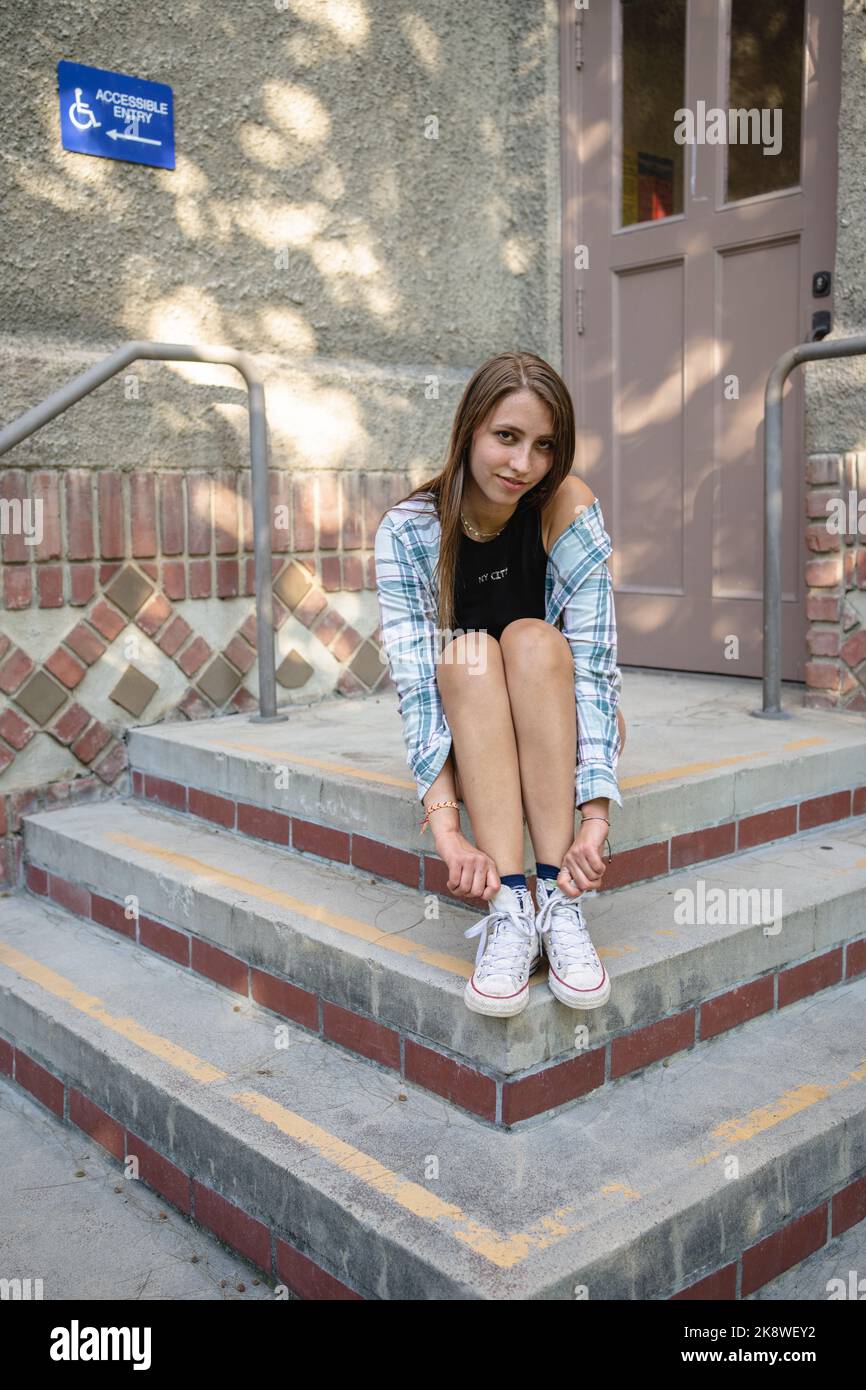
534 877 610 1009
463 883 541 1017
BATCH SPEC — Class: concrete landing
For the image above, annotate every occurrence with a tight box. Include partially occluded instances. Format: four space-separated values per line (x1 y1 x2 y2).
127 670 866 859
0 1077 285 1300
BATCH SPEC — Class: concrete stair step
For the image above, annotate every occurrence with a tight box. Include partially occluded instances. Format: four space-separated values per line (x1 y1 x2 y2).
126 690 866 897
1 890 864 1300
0 1072 285 1300
743 1216 866 1301
21 797 866 1126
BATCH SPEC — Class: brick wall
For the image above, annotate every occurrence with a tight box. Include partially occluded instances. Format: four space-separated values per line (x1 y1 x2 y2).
0 465 405 887
805 451 866 711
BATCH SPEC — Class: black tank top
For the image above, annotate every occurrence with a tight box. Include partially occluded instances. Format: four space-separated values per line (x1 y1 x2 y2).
453 501 548 640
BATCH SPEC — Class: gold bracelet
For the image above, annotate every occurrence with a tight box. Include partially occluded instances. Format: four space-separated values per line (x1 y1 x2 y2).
420 799 460 833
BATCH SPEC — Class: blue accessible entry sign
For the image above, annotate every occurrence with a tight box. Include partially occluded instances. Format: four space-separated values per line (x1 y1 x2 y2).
58 61 175 169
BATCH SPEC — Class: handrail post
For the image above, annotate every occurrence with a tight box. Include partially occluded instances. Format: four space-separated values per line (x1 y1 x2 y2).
752 332 866 721
0 340 286 723
247 375 280 721
756 349 798 719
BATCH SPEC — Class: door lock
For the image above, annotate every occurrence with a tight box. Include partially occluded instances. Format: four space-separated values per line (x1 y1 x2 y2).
809 310 832 341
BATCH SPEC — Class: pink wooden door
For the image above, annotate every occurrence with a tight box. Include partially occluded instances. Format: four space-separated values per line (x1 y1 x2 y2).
561 0 842 678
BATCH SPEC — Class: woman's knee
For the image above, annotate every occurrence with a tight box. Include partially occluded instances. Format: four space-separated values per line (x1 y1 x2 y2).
436 629 504 693
499 617 571 672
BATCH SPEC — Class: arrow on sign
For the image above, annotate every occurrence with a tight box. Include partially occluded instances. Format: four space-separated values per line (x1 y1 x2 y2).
107 128 162 147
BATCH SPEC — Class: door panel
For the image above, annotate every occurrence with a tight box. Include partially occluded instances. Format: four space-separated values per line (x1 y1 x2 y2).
715 237 802 603
561 0 842 679
615 259 686 594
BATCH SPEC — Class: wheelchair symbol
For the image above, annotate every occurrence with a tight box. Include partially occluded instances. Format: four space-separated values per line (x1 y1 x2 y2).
68 88 101 131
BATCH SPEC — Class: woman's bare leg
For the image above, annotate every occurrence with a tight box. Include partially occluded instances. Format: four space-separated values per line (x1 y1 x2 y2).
498 619 628 867
436 632 525 876
497 619 577 866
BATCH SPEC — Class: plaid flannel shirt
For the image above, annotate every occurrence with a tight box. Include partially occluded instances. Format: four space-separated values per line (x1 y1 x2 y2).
374 491 623 810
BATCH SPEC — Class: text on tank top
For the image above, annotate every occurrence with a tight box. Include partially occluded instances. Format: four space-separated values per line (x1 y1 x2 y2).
453 501 548 640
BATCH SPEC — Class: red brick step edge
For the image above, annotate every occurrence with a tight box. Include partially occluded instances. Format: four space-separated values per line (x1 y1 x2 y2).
1 1035 864 1300
133 772 866 897
24 864 866 1127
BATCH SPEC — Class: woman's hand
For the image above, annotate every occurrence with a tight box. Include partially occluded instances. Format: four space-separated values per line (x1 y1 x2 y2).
434 828 500 903
556 818 610 898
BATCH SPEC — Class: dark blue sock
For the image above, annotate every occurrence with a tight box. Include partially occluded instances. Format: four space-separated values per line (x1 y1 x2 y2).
535 861 560 881
500 872 528 892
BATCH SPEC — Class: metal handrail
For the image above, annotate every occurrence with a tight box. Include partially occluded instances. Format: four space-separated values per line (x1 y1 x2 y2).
0 340 285 722
754 332 866 720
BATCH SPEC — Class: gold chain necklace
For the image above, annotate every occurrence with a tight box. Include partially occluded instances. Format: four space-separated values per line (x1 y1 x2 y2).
460 509 506 541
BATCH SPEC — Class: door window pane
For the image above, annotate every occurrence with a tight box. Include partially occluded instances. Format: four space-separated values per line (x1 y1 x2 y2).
620 0 686 227
725 0 804 201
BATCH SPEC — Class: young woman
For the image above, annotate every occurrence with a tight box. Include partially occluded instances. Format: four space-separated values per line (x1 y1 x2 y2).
374 351 626 1020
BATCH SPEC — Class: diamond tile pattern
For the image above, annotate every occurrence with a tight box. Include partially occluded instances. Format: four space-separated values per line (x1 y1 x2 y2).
1 555 388 795
109 665 160 718
275 650 315 689
105 566 154 617
197 656 242 706
14 671 67 726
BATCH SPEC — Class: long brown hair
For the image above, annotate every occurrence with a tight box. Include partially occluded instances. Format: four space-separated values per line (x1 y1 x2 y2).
391 350 576 631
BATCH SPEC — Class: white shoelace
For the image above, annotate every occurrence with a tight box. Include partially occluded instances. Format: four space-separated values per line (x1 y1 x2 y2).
535 887 600 969
464 904 537 978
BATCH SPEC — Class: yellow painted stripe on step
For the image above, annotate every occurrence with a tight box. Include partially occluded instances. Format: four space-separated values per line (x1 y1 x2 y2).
692 1062 866 1165
601 1182 641 1199
712 1083 850 1142
3 936 863 1268
230 1089 583 1268
0 941 225 1083
206 735 830 795
595 736 826 789
619 753 770 789
208 738 414 789
105 830 474 979
208 743 766 794
825 857 866 875
0 939 580 1268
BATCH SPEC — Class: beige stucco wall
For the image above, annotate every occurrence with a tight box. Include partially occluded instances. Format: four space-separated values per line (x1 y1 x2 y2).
806 0 866 454
0 0 563 827
0 0 563 473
